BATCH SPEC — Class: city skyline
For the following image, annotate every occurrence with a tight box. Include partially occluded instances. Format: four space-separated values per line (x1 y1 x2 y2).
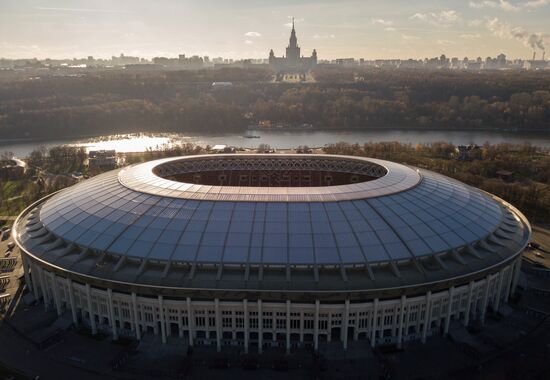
1 0 549 60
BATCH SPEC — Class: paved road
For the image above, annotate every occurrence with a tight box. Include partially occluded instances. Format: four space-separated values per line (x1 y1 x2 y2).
450 316 550 380
0 323 125 380
0 230 117 380
532 226 550 251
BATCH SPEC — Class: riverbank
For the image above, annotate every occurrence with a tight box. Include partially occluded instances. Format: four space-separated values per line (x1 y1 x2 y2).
2 127 550 146
2 129 550 158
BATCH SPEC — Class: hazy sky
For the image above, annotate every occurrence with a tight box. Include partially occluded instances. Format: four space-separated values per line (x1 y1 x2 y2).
1 0 549 60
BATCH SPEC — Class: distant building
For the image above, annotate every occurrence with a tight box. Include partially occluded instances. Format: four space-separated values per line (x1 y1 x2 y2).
269 19 317 73
335 58 356 67
0 158 26 180
111 53 140 66
211 145 237 153
71 172 84 182
152 54 204 70
88 150 117 170
211 82 233 89
524 52 548 70
496 170 514 182
454 145 481 161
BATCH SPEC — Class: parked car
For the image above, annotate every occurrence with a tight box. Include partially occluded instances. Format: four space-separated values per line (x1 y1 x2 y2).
527 242 540 250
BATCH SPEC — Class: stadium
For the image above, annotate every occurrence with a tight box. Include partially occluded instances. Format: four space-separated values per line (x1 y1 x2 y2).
13 154 530 353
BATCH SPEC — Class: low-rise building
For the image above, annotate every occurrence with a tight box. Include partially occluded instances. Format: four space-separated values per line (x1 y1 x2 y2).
88 150 117 170
454 145 481 161
0 158 26 180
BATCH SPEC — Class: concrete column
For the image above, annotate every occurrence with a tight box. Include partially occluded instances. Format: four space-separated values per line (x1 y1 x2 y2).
21 254 32 295
314 300 320 352
107 289 118 340
464 281 474 326
494 270 505 312
158 295 166 344
421 291 431 343
37 268 49 311
41 268 52 309
80 294 87 323
166 311 172 338
480 275 491 325
371 298 379 348
131 292 141 340
243 299 249 354
152 303 158 335
258 299 263 354
86 284 97 335
129 305 135 333
272 311 276 342
299 311 304 342
511 257 522 296
444 287 454 335
504 265 514 302
186 297 194 346
214 298 221 352
232 312 236 341
353 306 359 341
327 313 332 342
343 300 350 350
30 264 40 301
177 308 183 338
286 300 291 354
404 300 411 341
66 278 78 325
50 274 62 316
397 295 406 348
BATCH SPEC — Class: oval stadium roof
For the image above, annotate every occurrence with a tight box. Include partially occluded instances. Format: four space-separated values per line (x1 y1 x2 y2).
15 154 530 293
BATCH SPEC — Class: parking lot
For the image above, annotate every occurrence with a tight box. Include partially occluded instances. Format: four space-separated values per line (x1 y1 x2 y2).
0 222 21 317
0 220 29 380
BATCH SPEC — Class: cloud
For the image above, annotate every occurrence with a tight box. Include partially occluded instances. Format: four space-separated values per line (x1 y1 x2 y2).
244 32 261 37
401 34 420 40
469 0 549 11
284 17 304 28
469 1 520 11
437 39 456 46
244 40 253 44
313 34 336 39
410 10 461 27
469 19 485 27
525 0 550 7
36 6 131 14
385 27 396 32
371 18 393 26
460 33 482 39
486 17 547 50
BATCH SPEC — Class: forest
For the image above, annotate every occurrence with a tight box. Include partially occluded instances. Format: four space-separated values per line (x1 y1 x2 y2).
323 141 550 225
0 67 549 140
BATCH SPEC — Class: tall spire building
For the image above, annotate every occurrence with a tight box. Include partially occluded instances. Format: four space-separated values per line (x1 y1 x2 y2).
269 19 317 73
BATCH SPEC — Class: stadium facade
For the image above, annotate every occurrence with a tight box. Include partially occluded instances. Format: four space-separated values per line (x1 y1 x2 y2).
13 154 530 353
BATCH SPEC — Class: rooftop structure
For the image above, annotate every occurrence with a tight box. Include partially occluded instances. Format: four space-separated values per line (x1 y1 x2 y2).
88 150 116 171
0 157 26 180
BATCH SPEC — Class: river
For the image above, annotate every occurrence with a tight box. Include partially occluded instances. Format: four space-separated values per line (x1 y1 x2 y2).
1 129 549 157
